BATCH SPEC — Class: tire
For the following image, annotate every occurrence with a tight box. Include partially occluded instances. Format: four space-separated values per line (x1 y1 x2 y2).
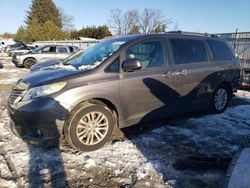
65 103 114 151
210 84 230 113
23 58 36 69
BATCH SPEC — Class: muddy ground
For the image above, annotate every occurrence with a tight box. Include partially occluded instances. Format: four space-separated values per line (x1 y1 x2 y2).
0 55 250 188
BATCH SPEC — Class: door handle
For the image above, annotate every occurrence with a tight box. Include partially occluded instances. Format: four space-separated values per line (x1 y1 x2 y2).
175 69 187 76
162 69 187 78
162 71 175 78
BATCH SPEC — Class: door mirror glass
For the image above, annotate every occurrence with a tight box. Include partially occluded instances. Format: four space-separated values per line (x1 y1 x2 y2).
123 58 142 72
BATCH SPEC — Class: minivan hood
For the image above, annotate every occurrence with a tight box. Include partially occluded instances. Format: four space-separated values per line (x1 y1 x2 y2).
20 68 79 88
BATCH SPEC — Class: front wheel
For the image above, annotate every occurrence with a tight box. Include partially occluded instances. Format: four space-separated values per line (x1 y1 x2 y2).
210 84 230 113
23 58 36 69
65 103 114 151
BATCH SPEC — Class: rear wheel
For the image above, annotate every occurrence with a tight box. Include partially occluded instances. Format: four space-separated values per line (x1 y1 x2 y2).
24 58 36 69
65 103 114 151
210 84 230 113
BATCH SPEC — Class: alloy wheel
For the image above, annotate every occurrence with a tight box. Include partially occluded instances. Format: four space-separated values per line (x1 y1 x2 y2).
214 88 228 111
76 111 109 145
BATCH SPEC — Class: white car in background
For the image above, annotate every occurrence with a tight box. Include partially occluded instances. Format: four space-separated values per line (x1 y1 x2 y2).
0 41 8 52
12 45 79 68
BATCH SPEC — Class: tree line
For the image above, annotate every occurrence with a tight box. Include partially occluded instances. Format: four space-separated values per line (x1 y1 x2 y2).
13 0 173 42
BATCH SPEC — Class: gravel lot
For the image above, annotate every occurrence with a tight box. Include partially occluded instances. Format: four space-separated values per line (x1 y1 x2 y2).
0 55 250 188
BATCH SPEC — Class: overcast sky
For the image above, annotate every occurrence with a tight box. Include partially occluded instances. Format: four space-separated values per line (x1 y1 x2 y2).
0 0 250 34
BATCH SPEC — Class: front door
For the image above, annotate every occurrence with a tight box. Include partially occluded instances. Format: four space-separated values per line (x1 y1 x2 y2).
119 38 180 126
39 46 57 61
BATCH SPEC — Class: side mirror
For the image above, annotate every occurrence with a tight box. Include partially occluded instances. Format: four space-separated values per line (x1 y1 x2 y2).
123 59 142 72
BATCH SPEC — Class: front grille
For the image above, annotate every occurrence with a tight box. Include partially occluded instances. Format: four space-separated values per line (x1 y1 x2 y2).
9 88 25 104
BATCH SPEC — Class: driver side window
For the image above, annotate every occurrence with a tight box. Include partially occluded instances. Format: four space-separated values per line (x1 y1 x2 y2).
126 41 165 69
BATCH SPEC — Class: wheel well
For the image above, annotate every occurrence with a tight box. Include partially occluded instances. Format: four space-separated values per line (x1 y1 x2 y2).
62 98 119 138
24 57 36 63
220 81 233 97
90 98 119 127
69 98 119 127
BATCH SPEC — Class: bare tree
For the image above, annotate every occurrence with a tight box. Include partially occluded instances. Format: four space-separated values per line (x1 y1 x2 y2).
124 9 140 34
109 8 172 35
140 8 172 34
173 21 180 31
59 7 75 31
109 9 123 35
1 32 15 39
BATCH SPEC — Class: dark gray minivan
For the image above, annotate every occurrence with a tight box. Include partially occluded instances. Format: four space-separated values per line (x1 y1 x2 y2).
8 31 241 151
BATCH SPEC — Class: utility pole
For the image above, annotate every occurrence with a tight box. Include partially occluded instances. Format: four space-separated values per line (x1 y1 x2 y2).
233 28 238 50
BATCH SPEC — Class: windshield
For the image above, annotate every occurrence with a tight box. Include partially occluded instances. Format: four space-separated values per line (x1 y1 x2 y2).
64 38 129 70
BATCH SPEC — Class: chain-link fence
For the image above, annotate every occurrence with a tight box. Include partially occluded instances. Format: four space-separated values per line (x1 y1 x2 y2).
217 32 250 87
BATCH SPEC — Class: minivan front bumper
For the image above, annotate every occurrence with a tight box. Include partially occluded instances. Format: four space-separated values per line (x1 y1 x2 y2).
7 97 69 147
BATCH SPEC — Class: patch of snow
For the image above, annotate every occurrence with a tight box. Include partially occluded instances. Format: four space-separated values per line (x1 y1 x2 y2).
114 169 122 176
0 69 26 73
105 161 116 167
45 63 76 71
78 61 101 71
0 155 12 179
236 90 250 98
39 169 49 175
112 41 126 46
84 158 96 168
167 180 176 186
0 178 17 188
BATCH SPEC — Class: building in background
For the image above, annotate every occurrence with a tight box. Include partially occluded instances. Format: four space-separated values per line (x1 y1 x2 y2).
34 38 100 50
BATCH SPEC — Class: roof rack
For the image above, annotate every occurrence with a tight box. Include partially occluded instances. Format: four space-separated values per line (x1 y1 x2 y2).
166 30 219 38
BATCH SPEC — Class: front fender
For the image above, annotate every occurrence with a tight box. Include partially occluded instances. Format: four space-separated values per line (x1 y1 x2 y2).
54 82 123 126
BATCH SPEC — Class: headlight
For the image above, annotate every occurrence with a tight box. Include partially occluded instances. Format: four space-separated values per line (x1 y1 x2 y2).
22 82 67 101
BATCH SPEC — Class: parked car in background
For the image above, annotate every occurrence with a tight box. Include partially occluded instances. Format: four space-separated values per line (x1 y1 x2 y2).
8 32 240 152
0 41 6 52
12 45 79 68
5 41 34 56
30 49 83 71
0 40 15 52
8 46 36 57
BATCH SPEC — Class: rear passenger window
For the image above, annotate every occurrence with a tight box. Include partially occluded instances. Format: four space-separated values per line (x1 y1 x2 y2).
170 39 208 64
126 41 165 69
206 40 234 61
57 47 68 53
